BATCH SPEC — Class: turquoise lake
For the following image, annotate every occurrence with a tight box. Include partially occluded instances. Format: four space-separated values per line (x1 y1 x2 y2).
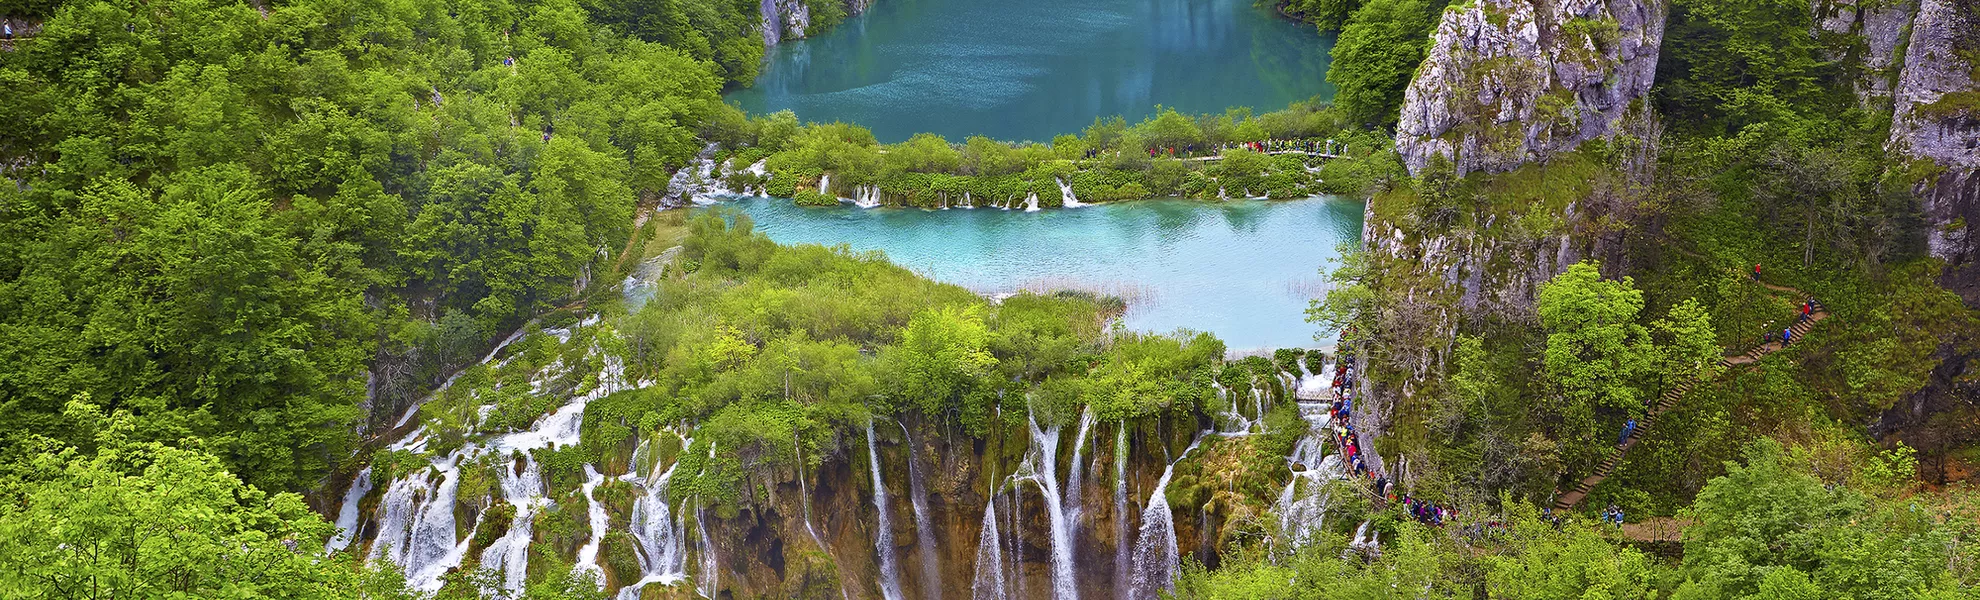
706 196 1364 352
726 0 1337 143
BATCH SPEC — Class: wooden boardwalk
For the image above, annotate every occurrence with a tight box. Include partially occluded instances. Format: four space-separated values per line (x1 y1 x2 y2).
1553 280 1829 511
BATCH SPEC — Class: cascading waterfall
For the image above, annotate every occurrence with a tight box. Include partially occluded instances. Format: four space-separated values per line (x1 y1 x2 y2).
1023 414 1079 600
900 422 942 600
795 435 826 549
354 316 634 595
1065 407 1097 537
1112 424 1130 600
574 465 612 581
1057 177 1087 208
1025 192 1041 212
327 466 373 553
1126 434 1208 600
853 185 883 208
1343 520 1379 560
1274 400 1341 550
866 421 908 600
818 173 832 195
374 454 478 591
697 508 720 599
617 442 689 599
482 455 545 593
970 480 1007 600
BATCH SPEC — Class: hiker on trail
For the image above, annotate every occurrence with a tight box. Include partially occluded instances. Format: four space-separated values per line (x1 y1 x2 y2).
1752 263 1762 281
1783 328 1793 346
1619 418 1637 445
4 23 12 39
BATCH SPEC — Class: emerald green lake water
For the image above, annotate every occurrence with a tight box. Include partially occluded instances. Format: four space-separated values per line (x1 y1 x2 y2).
708 197 1363 351
726 0 1337 143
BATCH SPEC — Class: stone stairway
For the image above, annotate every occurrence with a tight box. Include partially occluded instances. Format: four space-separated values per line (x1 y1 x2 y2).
1553 291 1828 511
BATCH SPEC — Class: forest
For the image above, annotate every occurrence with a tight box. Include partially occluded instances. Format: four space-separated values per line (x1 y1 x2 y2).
3 0 1980 597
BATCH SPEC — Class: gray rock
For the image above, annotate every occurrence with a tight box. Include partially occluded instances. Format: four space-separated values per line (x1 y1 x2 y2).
1886 0 1980 301
1812 0 1919 107
1396 0 1667 175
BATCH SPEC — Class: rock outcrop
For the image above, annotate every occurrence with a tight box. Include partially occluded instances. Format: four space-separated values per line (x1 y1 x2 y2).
1886 0 1980 303
1395 0 1666 175
1813 0 1919 107
761 0 876 47
760 0 810 46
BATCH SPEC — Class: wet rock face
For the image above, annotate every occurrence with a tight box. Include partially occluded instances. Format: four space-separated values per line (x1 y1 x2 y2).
1395 0 1666 175
1887 0 1980 303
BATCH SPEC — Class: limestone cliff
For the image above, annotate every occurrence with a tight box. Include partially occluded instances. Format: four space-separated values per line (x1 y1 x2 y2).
1813 0 1919 108
1395 0 1666 175
1885 0 1980 303
761 0 876 47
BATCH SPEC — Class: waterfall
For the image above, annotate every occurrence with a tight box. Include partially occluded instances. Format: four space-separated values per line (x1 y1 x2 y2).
900 422 941 600
970 481 1007 600
796 435 826 549
1065 407 1096 534
1127 435 1207 600
327 467 373 553
1025 192 1041 212
1275 401 1341 550
962 191 974 209
818 173 831 195
1023 414 1079 600
1344 520 1380 560
697 508 720 599
574 465 612 580
374 454 478 591
482 455 545 592
866 421 907 600
1112 424 1130 600
353 316 634 595
617 443 689 599
1058 177 1087 208
854 184 883 208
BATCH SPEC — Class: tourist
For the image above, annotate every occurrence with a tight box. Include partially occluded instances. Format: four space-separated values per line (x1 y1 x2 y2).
1619 418 1636 445
1752 263 1762 281
1783 328 1793 346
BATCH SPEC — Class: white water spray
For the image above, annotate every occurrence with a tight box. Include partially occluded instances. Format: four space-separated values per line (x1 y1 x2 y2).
866 421 908 600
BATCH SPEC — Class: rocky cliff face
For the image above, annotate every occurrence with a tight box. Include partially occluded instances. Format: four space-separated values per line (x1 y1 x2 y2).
1813 0 1919 107
762 0 877 47
1882 0 1980 303
761 0 810 47
1395 0 1666 175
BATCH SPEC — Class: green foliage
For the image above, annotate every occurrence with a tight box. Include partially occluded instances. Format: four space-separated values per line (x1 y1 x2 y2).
0 399 420 599
0 0 738 491
733 99 1348 207
1676 439 1972 599
1327 0 1448 127
1538 262 1657 464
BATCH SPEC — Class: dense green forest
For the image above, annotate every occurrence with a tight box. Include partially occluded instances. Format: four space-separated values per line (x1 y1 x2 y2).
4 0 1980 596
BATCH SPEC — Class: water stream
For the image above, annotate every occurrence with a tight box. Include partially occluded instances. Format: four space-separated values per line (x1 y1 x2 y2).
866 421 908 600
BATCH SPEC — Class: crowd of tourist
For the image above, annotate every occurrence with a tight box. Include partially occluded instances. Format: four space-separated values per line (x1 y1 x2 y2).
1329 329 1459 528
